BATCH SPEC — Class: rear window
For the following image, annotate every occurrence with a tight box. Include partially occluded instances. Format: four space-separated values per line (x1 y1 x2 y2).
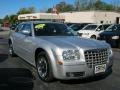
70 24 88 31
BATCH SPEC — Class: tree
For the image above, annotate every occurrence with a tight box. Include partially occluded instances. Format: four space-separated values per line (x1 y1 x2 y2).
0 19 3 24
28 7 35 12
85 0 96 10
46 8 52 13
2 14 18 25
3 15 9 22
93 0 113 10
112 0 120 11
9 15 18 24
17 7 36 15
74 0 81 11
46 1 74 13
94 0 104 10
56 2 74 12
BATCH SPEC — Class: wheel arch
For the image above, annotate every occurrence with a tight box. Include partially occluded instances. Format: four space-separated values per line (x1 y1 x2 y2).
8 38 12 46
90 35 97 39
8 39 11 44
34 47 57 78
35 48 45 62
35 48 52 64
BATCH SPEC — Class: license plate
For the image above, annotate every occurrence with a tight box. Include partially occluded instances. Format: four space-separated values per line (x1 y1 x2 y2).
95 64 106 74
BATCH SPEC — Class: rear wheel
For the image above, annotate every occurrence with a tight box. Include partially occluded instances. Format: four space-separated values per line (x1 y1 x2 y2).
36 51 54 82
9 43 16 57
91 35 96 39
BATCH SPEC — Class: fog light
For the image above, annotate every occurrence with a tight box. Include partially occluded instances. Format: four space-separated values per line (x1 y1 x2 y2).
66 72 85 77
66 72 74 77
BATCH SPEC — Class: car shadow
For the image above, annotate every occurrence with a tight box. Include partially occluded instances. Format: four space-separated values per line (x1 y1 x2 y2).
60 69 112 84
0 68 34 90
0 37 3 39
0 54 8 62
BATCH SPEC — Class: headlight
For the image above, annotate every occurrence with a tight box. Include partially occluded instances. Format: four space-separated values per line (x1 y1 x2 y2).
62 50 80 60
108 48 113 57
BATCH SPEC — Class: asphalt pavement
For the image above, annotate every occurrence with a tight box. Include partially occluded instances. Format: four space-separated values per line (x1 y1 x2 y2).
0 30 120 90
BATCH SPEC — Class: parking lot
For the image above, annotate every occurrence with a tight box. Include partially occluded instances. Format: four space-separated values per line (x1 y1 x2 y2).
0 30 120 90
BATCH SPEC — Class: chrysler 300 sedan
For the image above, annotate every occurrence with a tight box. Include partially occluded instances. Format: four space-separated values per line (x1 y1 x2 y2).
9 21 113 82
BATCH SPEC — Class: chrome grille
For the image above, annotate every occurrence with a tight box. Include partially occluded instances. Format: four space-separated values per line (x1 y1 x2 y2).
84 48 108 68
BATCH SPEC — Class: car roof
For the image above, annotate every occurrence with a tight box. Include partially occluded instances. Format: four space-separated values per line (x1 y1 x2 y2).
20 21 64 24
89 23 110 25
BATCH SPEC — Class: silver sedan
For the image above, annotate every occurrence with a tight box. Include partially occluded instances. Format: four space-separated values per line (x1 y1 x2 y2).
9 21 113 82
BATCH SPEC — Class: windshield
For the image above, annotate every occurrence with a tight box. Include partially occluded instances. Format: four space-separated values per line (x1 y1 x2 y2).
105 24 120 31
103 25 110 29
34 23 76 36
70 24 87 31
83 25 97 30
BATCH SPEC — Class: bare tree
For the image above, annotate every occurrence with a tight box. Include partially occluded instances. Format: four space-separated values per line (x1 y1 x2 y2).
112 0 120 10
74 0 81 11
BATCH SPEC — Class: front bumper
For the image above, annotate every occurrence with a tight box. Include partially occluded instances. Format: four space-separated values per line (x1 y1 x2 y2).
54 57 113 80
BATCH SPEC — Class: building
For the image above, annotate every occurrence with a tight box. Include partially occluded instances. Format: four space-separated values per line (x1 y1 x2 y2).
18 13 65 22
18 11 120 24
60 11 120 24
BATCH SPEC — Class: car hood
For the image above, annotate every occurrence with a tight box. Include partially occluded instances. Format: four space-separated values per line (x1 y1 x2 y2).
36 36 109 50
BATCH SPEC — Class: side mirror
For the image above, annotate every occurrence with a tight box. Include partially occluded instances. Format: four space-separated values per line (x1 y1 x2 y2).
21 30 31 36
97 28 101 31
10 26 16 30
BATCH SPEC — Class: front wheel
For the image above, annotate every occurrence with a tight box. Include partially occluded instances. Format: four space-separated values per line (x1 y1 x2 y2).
36 51 54 82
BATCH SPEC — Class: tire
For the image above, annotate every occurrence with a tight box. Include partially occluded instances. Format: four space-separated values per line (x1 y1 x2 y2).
90 35 96 39
9 43 16 57
118 42 120 48
116 39 120 48
36 51 54 82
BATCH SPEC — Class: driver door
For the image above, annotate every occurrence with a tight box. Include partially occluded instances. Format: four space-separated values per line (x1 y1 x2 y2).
13 23 32 61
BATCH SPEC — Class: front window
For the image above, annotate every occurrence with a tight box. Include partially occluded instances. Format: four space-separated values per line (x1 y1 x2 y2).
34 23 76 36
70 24 87 31
97 25 110 31
83 25 97 30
